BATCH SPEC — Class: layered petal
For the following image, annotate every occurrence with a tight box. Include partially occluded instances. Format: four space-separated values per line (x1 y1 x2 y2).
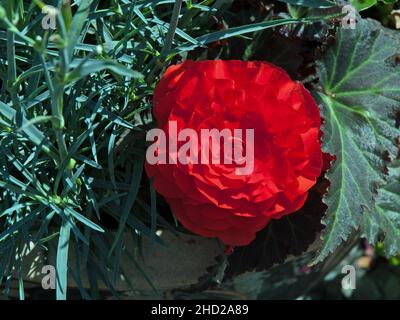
146 60 323 246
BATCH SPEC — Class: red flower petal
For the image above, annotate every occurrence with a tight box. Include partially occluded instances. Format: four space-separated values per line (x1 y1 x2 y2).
146 60 323 246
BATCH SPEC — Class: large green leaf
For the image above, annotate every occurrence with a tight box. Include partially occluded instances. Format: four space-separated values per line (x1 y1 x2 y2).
350 0 377 11
364 161 400 257
313 18 400 263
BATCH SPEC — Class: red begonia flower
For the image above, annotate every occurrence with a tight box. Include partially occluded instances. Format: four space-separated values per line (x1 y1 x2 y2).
145 60 323 246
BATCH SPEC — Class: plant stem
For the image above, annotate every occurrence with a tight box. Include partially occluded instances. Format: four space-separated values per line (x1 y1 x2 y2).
52 11 72 193
146 0 183 84
160 0 183 58
5 4 23 126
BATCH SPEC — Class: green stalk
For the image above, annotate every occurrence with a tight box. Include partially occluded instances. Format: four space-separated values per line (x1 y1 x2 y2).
146 0 183 84
50 8 72 193
5 3 22 126
52 11 74 297
160 0 184 58
6 31 16 87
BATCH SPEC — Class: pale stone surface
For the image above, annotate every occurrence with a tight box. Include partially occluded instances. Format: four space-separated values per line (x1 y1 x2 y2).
17 231 222 297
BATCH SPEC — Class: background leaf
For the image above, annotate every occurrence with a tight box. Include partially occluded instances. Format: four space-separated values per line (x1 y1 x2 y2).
365 160 400 257
278 0 337 8
351 0 378 11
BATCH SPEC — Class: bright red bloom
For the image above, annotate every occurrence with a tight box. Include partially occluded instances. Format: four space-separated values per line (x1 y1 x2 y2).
145 60 323 246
